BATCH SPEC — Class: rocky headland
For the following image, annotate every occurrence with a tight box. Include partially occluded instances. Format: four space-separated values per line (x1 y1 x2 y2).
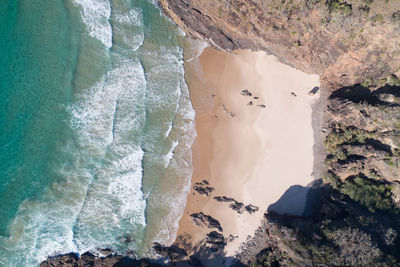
159 0 400 88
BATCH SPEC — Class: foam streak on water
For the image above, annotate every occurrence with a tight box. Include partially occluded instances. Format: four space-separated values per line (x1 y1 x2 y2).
71 56 148 252
72 0 113 48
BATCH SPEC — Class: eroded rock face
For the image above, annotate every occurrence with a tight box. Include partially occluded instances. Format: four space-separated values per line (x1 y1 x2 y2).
324 85 400 183
158 0 400 88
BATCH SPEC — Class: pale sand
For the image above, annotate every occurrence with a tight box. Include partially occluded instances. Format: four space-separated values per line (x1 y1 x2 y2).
176 46 320 257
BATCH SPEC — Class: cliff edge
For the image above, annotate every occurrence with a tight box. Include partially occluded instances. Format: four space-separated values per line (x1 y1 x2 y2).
158 0 400 88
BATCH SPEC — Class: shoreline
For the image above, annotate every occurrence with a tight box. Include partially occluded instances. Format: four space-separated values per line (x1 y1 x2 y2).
174 45 321 259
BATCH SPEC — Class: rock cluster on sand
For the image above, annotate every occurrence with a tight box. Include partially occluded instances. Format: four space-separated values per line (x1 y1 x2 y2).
244 204 259 214
214 195 259 215
190 212 223 232
240 89 252 96
213 196 235 202
193 180 215 196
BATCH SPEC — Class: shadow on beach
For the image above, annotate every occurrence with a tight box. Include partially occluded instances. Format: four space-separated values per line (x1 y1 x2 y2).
267 180 323 217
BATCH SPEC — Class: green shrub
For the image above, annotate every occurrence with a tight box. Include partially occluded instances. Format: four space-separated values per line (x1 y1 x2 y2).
361 77 374 88
372 14 384 22
328 0 352 16
323 172 342 189
323 125 369 153
340 176 394 212
388 74 400 86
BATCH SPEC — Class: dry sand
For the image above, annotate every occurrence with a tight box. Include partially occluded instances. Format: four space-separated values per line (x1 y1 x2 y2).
176 46 320 258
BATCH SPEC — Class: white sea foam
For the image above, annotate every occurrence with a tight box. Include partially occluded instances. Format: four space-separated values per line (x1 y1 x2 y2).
112 8 144 51
164 122 173 138
164 140 179 168
72 0 112 48
185 40 208 62
136 42 196 249
71 56 148 251
0 3 197 265
0 162 93 266
0 45 149 267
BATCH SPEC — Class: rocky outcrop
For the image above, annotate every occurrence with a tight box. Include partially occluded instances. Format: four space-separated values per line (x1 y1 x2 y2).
244 204 259 214
40 251 160 267
158 0 400 88
213 195 259 214
193 181 215 196
153 243 188 262
237 183 400 266
324 85 400 185
190 212 223 232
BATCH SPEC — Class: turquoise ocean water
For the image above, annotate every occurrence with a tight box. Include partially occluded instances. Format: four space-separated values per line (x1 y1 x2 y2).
0 0 196 265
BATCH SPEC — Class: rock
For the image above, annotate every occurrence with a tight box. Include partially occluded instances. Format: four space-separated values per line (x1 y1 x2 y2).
245 204 259 214
213 196 235 202
257 104 266 108
206 231 225 243
308 86 319 96
241 89 252 96
153 242 187 262
247 101 253 105
190 212 223 232
201 179 209 185
227 234 239 243
222 104 236 117
291 92 297 97
206 231 226 250
99 248 113 257
40 253 78 267
40 252 134 267
253 96 259 100
193 184 215 196
119 234 134 243
229 201 245 214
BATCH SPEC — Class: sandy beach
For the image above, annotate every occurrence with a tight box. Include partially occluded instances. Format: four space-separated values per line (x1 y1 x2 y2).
175 46 320 259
